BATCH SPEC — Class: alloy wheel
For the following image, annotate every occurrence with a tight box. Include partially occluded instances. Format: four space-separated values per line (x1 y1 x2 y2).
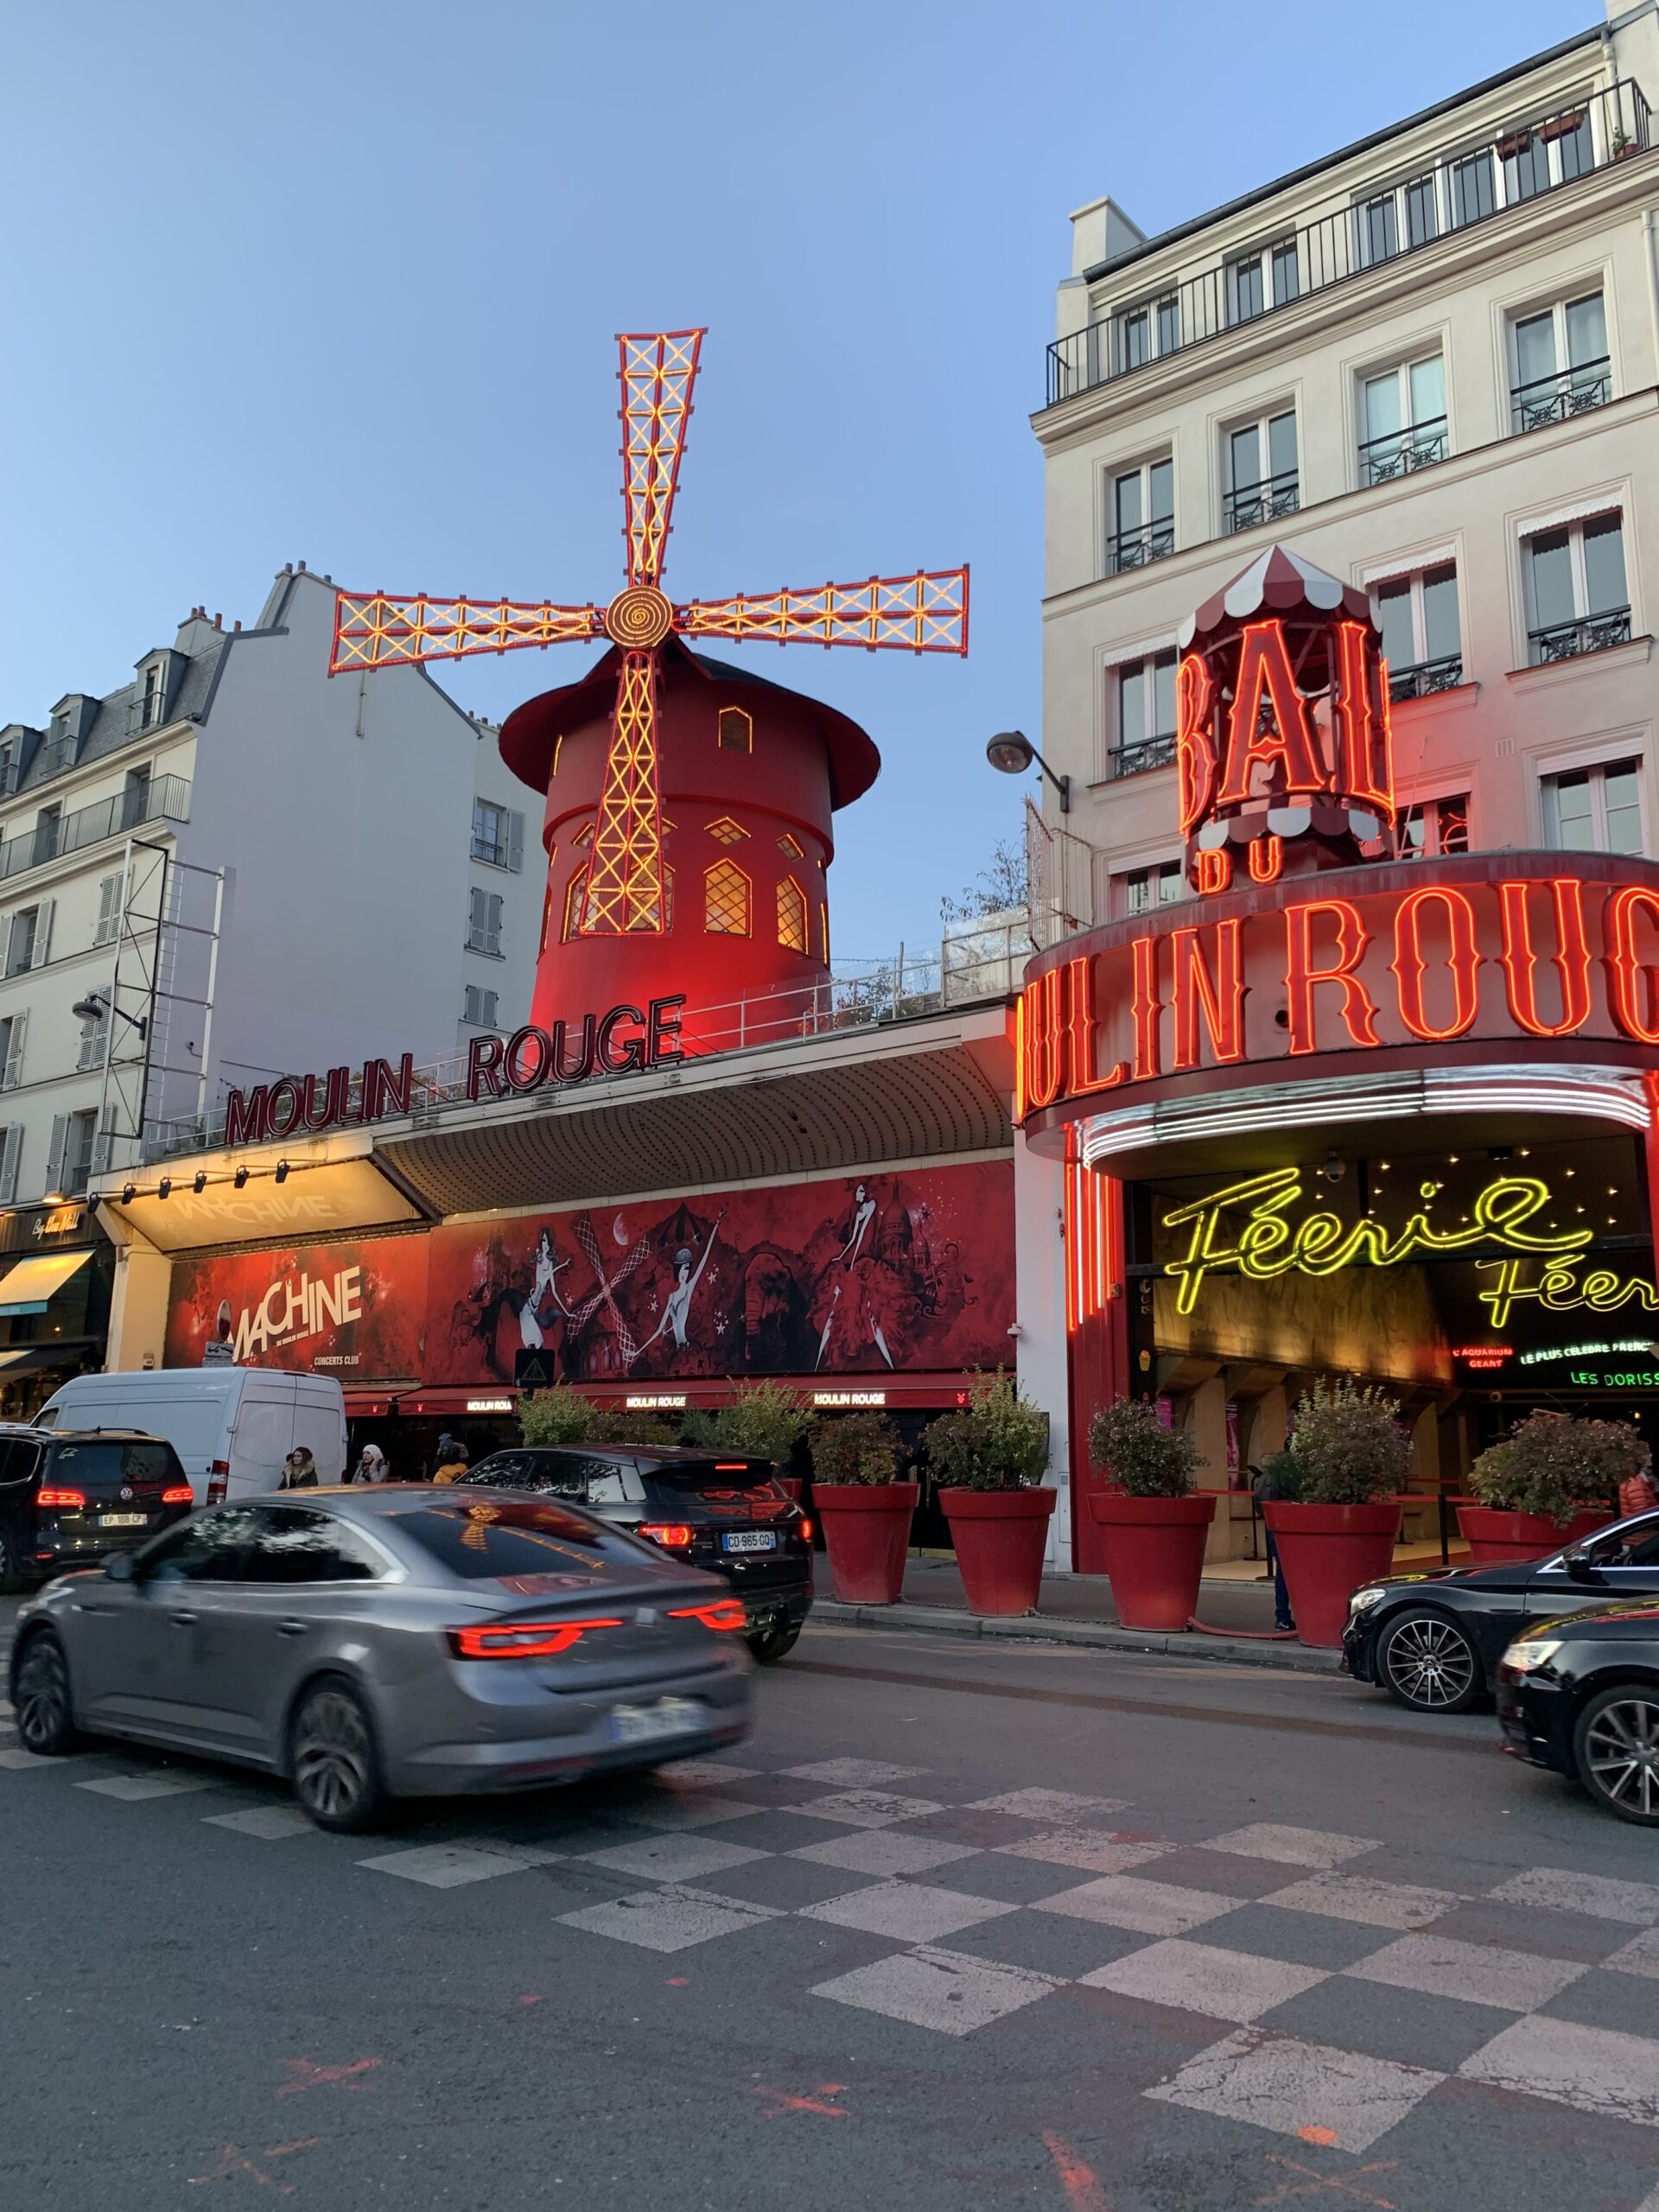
16 1634 73 1755
1382 1614 1478 1711
291 1685 378 1829
1580 1693 1659 1822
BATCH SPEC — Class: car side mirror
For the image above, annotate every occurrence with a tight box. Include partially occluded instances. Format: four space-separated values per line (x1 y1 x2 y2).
104 1552 136 1582
1560 1548 1598 1582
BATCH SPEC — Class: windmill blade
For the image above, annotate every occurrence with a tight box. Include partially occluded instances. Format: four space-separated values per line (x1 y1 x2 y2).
580 649 666 935
330 591 603 673
619 329 704 588
676 568 969 654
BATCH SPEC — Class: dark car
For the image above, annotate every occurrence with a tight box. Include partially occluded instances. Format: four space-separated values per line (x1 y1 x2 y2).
0 1426 194 1592
1497 1599 1659 1825
1342 1508 1659 1714
461 1446 813 1662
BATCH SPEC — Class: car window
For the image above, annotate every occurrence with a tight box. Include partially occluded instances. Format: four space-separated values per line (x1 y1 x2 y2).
1586 1515 1659 1569
0 1440 40 1486
639 1458 784 1500
463 1452 588 1500
587 1465 645 1505
137 1508 259 1583
468 1453 532 1487
243 1506 385 1585
391 1497 640 1577
49 1441 180 1489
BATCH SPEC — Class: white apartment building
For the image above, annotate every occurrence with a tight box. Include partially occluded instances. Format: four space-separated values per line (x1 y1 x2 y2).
1033 1 1659 922
0 564 540 1214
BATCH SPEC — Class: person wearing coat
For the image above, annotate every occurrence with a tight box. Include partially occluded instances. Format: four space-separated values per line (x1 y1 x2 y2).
350 1444 389 1484
279 1447 318 1490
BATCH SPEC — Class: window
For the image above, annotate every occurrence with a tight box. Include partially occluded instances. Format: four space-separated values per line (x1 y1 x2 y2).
0 1013 22 1090
93 874 123 948
1374 563 1462 696
1224 410 1298 533
472 799 524 870
777 875 809 954
1108 649 1178 779
1361 193 1398 265
49 1108 99 1197
461 985 499 1028
0 1125 20 1205
706 816 748 845
1511 292 1611 432
1404 172 1439 248
717 706 753 752
0 741 15 796
77 1000 108 1073
138 662 164 729
241 1506 385 1584
1543 758 1643 855
1500 110 1593 204
395 1498 635 1578
1108 458 1174 574
136 1507 261 1582
1450 149 1496 226
1225 238 1299 328
1120 304 1150 370
1523 512 1630 663
120 766 151 831
1359 355 1447 486
1156 296 1180 354
778 832 804 858
704 859 751 937
1117 861 1185 917
5 901 49 976
1396 793 1470 858
563 867 588 942
467 887 504 957
32 805 60 868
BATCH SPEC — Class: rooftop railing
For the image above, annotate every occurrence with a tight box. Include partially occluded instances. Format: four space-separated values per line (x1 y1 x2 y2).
1046 79 1651 409
0 774 190 885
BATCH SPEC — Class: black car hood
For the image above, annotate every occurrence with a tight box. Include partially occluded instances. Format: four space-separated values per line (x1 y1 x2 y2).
1358 1559 1554 1597
1530 1599 1659 1635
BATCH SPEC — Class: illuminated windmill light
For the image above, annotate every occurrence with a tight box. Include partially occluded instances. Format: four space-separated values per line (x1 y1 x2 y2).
329 329 969 938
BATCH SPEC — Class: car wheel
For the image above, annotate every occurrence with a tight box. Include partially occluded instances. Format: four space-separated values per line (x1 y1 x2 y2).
15 1630 78 1756
0 1529 25 1597
1573 1683 1659 1826
746 1622 802 1664
1376 1609 1483 1714
289 1677 387 1834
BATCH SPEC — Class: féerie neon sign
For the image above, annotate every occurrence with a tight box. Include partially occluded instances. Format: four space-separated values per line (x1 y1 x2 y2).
1160 1166 1653 1323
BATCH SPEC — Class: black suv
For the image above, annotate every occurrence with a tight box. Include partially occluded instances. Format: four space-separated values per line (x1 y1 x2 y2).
460 1445 813 1662
0 1427 194 1592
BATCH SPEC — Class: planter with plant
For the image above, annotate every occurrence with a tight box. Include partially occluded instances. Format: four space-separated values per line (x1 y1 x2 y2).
810 1411 916 1604
1459 1411 1631 1562
518 1384 598 1448
1263 1379 1408 1647
703 1380 812 1498
1086 1397 1212 1630
927 1372 1054 1615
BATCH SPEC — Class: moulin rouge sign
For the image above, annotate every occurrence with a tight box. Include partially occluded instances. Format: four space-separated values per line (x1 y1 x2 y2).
1017 550 1659 1124
224 996 685 1146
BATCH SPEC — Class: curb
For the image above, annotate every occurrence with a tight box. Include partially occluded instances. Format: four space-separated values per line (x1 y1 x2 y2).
811 1599 1345 1675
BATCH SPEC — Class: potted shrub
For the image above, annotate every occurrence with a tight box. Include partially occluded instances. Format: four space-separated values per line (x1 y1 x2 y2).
712 1379 812 1500
518 1384 597 1447
927 1372 1054 1615
1263 1380 1408 1648
810 1411 917 1604
1459 1411 1634 1562
1087 1397 1211 1630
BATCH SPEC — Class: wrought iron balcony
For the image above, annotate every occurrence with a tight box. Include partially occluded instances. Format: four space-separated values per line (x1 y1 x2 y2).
1107 519 1175 575
0 773 190 885
1224 472 1299 536
1528 607 1631 664
1106 734 1177 779
1358 417 1448 486
1046 79 1651 408
1388 653 1464 702
1510 357 1612 434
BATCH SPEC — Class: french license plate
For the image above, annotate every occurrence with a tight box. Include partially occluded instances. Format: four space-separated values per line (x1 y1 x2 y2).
607 1698 703 1746
722 1530 777 1554
99 1513 148 1529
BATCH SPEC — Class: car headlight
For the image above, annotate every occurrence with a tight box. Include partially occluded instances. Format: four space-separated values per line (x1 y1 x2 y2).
1347 1586 1387 1616
1503 1637 1563 1674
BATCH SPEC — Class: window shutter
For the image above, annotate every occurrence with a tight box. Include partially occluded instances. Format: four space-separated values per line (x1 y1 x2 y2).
94 874 122 947
0 1125 20 1205
468 887 486 947
33 898 54 967
487 894 503 955
92 1109 115 1177
46 1113 68 1198
3 1009 24 1090
483 989 499 1028
506 811 524 873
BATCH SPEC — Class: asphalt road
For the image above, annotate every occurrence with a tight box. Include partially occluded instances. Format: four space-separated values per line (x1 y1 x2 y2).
3 1604 1657 2212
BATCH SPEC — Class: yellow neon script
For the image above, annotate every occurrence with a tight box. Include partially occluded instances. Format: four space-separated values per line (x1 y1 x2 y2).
1160 1168 1593 1316
1475 1256 1657 1328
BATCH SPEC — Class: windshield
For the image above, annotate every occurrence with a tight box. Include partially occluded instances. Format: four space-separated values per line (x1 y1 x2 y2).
641 1458 783 1497
48 1440 177 1491
391 1497 645 1579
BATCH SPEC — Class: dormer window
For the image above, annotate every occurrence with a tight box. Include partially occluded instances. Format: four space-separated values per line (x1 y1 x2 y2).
718 706 753 753
140 664 163 728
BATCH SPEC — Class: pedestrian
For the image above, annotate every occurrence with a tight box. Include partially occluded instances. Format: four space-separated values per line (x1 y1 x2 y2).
1618 1458 1657 1519
280 1446 318 1491
1251 1455 1297 1634
432 1435 470 1485
349 1442 389 1485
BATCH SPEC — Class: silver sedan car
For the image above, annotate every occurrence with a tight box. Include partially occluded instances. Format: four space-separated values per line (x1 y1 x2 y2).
7 1485 752 1830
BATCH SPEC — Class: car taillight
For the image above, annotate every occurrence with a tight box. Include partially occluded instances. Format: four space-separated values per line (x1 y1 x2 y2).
639 1523 694 1548
799 1518 813 1543
715 1463 748 1471
207 1460 229 1504
447 1617 626 1661
37 1487 86 1510
161 1485 194 1506
669 1598 747 1632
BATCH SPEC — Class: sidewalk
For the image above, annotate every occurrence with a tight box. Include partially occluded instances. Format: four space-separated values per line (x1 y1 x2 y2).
812 1554 1346 1675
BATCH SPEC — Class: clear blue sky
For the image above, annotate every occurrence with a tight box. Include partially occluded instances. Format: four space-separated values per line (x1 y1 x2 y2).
3 0 1578 959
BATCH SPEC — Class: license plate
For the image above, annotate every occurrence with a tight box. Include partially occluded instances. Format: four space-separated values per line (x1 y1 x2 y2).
607 1698 704 1746
722 1530 777 1554
99 1513 148 1529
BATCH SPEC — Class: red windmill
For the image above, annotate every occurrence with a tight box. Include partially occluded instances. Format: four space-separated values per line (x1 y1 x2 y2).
330 329 968 1039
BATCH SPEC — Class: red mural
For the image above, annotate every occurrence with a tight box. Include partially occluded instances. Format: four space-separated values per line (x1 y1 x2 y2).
424 1161 1016 1387
164 1236 429 1381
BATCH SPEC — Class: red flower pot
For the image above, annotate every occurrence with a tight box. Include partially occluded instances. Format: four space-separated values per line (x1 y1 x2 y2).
813 1482 918 1604
1456 1503 1613 1562
1088 1491 1217 1630
940 1487 1057 1616
775 1478 803 1504
1262 1500 1402 1649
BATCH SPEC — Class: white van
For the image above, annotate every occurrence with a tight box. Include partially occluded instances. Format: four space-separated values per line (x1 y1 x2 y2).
35 1369 348 1503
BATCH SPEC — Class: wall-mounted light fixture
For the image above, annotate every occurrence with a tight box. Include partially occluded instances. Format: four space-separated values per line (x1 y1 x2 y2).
157 1178 172 1200
274 1160 289 1185
70 991 148 1041
233 1167 249 1190
986 729 1071 814
193 1171 207 1194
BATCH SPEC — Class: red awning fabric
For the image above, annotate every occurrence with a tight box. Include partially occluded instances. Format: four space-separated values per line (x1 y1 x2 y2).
397 1387 519 1417
342 1392 397 1418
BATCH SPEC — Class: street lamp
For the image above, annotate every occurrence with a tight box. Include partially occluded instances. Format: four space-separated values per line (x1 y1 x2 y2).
986 729 1070 814
71 991 147 1041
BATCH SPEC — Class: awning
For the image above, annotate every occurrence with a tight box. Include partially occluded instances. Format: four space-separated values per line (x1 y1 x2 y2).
0 1250 92 1315
0 1341 95 1377
397 1388 519 1418
343 1391 399 1419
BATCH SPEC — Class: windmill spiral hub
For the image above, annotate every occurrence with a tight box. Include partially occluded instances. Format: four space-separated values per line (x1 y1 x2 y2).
605 584 674 648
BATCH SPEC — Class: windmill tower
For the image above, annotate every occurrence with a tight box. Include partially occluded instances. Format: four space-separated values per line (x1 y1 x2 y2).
328 330 968 1041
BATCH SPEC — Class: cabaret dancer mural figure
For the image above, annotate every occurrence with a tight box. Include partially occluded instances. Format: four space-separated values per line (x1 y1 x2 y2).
518 1227 573 1350
812 1179 899 1370
636 1210 726 1359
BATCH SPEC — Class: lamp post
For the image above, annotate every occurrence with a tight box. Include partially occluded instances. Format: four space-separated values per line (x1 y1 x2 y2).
71 992 147 1042
987 729 1070 814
